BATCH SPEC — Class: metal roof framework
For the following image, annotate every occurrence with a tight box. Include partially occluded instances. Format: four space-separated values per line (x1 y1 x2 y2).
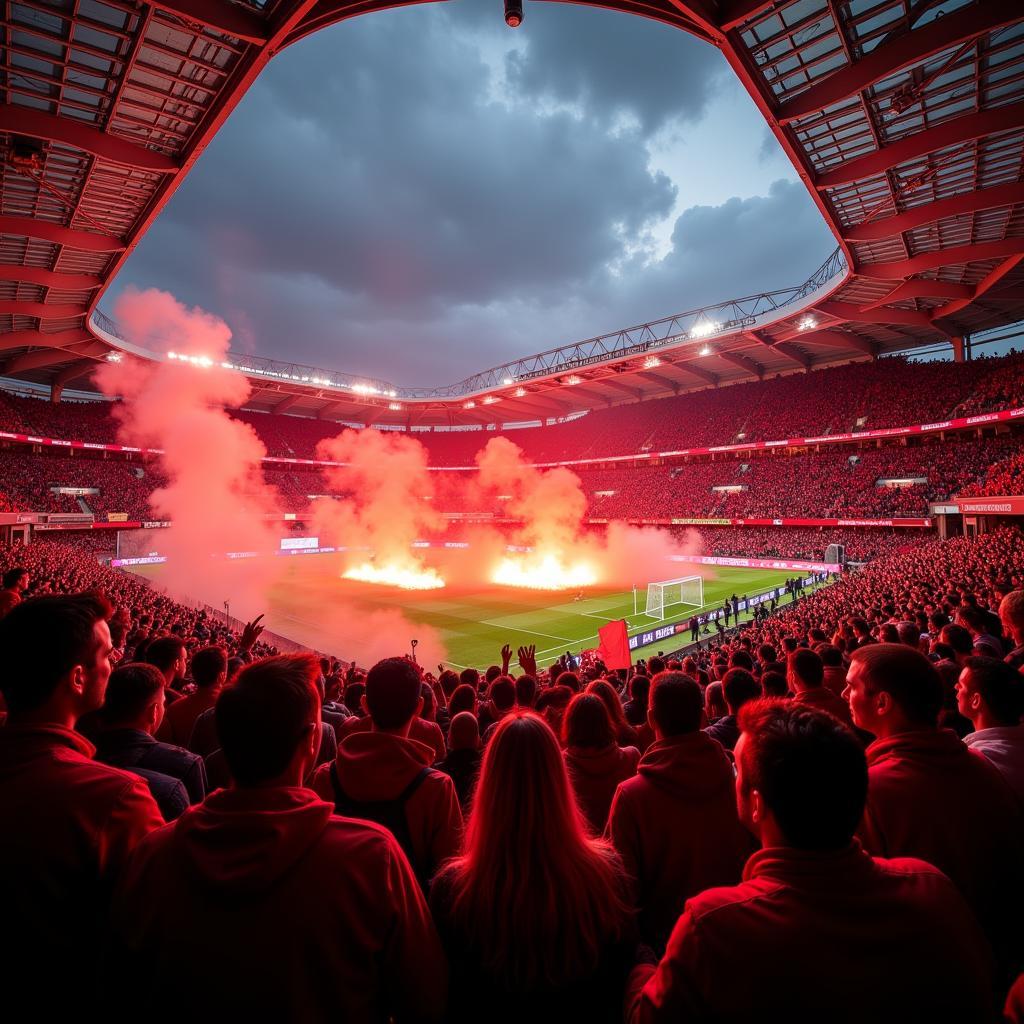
2 0 1024 427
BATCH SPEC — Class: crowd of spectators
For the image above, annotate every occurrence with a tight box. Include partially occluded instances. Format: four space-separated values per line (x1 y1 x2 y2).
3 352 1024 469
961 450 1024 498
577 435 1017 519
0 450 162 520
6 431 1013 525
687 525 925 563
1 525 1023 1019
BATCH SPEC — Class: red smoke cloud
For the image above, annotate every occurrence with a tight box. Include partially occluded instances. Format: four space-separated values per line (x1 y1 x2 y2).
473 435 701 589
312 427 444 570
95 288 281 617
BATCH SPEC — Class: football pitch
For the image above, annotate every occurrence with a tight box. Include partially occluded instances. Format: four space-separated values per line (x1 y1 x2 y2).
129 554 805 670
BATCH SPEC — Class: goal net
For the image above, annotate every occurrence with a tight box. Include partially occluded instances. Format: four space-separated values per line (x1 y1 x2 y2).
644 575 704 620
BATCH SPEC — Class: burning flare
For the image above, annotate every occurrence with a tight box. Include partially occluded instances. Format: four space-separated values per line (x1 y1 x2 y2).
492 553 599 591
343 561 445 590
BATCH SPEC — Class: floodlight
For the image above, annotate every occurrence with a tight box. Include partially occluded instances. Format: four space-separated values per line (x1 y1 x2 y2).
689 320 721 340
504 0 523 28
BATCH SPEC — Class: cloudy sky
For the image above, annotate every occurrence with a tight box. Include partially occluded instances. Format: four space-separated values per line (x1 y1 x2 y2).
111 0 837 387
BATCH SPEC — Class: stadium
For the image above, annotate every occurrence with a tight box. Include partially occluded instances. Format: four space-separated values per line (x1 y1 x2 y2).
2 0 1024 1020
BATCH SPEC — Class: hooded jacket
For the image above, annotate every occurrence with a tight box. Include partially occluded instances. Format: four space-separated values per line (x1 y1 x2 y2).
0 724 163 1011
339 713 447 764
606 733 750 951
565 743 640 833
107 786 447 1023
311 730 463 881
626 843 993 1023
860 728 1024 980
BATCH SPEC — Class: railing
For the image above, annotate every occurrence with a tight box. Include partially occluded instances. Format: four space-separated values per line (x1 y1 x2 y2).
92 246 849 401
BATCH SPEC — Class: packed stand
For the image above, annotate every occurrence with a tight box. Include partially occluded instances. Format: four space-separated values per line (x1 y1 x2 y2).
2 527 1024 1019
689 525 925 563
960 449 1024 498
0 450 163 519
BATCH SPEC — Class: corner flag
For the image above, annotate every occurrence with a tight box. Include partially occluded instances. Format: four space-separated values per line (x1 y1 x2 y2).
598 619 631 670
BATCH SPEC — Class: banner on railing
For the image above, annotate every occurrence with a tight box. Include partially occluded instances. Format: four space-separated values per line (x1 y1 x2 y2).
670 553 841 572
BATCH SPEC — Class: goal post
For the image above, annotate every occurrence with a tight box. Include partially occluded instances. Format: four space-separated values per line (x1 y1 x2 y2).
644 575 704 620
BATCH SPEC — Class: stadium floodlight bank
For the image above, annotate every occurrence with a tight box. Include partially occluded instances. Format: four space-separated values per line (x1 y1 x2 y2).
643 575 704 620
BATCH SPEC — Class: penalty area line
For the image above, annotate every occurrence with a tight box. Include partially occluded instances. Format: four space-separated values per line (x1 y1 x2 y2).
479 621 575 644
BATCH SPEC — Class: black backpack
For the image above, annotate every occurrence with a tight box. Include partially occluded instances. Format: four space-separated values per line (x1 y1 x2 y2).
329 762 433 888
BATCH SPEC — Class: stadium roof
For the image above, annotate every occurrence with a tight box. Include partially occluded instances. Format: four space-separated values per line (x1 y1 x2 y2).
3 0 1024 427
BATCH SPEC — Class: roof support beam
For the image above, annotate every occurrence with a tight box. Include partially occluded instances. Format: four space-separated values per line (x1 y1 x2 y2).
559 387 609 407
719 0 776 32
635 371 680 392
0 215 124 253
844 181 1024 243
147 0 271 44
601 378 644 398
509 396 570 418
818 102 1024 190
317 401 352 421
676 363 719 386
791 329 876 355
856 236 1024 280
860 279 973 311
931 255 1024 321
4 340 105 374
273 394 302 415
0 107 178 174
0 266 102 290
774 342 812 370
778 0 1020 124
51 360 96 402
745 329 775 347
0 328 92 353
0 301 87 319
815 300 932 330
716 350 764 378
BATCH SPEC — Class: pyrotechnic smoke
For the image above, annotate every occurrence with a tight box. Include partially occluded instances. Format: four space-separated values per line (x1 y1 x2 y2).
311 427 446 588
94 287 281 618
473 436 703 589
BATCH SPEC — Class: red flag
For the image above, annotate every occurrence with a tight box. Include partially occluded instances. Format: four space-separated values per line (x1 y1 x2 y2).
598 619 631 670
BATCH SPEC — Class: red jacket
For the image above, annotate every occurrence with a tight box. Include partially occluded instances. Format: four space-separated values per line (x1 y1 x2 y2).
339 714 447 763
311 730 463 880
156 686 218 748
627 843 993 1022
860 729 1024 976
108 786 447 1022
565 743 640 833
606 733 751 951
793 684 854 726
0 724 163 1007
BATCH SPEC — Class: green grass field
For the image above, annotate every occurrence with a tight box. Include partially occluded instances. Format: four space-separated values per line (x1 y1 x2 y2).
129 553 805 669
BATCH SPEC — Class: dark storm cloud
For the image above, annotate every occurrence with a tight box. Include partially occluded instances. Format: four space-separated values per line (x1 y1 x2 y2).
112 2 833 386
608 179 839 324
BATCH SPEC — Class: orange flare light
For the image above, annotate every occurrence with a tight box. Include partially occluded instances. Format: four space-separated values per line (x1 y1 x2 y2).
343 562 445 590
492 554 599 591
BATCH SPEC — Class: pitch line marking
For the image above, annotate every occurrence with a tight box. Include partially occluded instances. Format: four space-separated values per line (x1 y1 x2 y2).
479 620 574 644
